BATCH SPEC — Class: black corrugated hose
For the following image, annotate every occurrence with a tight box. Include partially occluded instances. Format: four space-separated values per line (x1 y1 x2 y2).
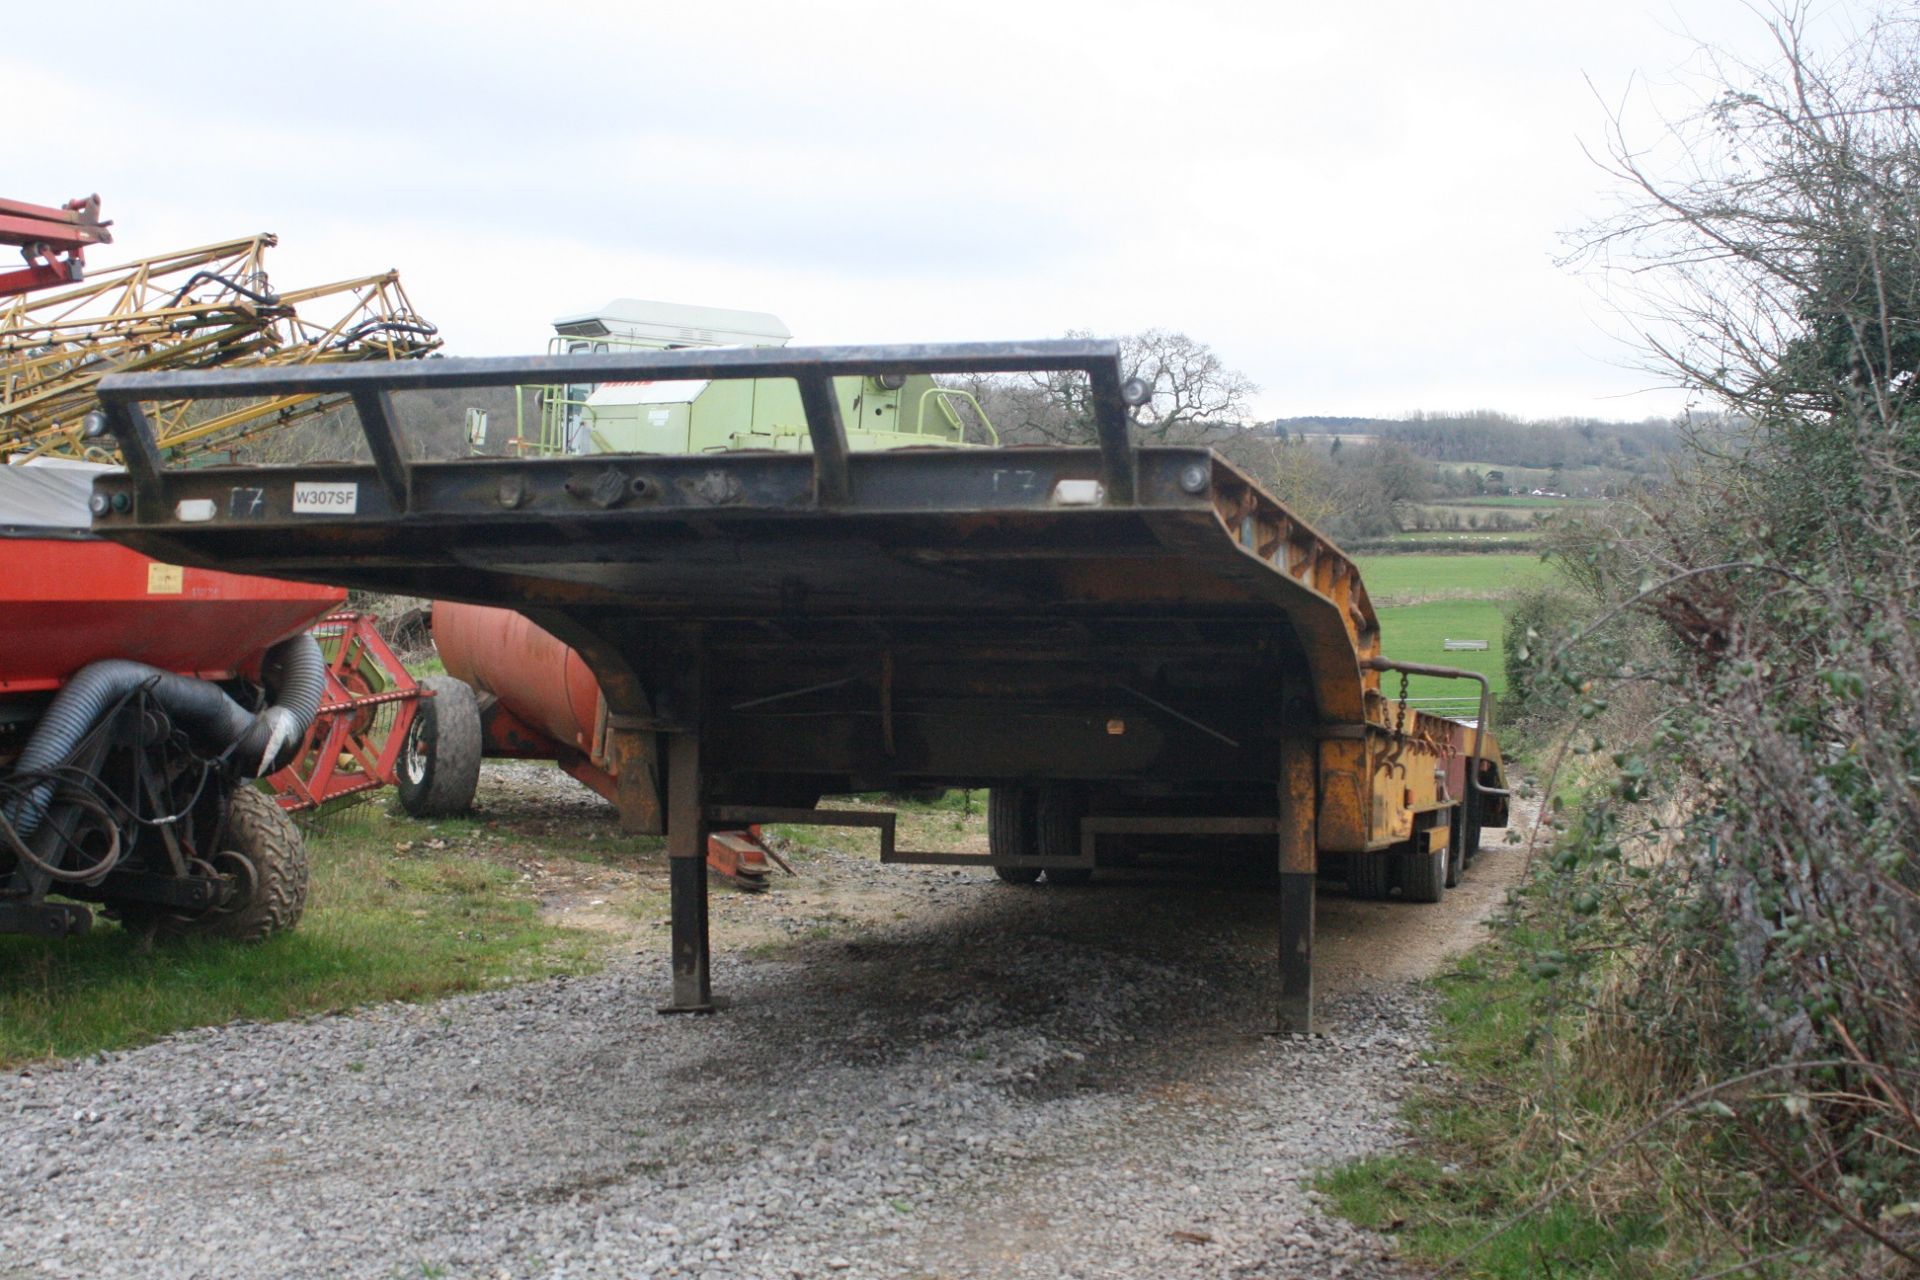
0 632 325 844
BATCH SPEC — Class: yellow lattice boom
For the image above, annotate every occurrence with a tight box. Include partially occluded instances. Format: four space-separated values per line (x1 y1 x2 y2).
1 233 439 463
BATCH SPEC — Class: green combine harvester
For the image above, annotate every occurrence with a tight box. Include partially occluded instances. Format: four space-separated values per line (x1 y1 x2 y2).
513 298 997 457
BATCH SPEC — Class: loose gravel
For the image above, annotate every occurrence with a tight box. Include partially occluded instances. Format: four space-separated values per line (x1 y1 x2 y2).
0 777 1527 1279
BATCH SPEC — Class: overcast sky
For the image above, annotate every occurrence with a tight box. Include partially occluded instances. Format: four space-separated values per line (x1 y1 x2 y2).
11 0 1867 421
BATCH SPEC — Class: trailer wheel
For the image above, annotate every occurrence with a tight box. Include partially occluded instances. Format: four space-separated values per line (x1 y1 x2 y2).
1461 789 1484 870
167 785 309 942
1035 783 1091 886
398 676 483 818
1401 835 1447 904
988 786 1041 884
1348 851 1392 900
1445 806 1467 889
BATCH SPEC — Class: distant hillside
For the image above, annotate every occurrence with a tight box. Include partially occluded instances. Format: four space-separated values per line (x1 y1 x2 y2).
1265 411 1680 474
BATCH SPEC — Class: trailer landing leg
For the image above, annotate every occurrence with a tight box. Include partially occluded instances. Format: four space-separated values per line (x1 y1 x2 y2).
659 729 717 1014
1276 737 1316 1034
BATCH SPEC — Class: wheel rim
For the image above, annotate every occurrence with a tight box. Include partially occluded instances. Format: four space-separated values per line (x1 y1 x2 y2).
400 714 430 786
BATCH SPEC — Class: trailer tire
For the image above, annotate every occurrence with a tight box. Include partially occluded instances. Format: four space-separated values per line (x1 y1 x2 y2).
1348 851 1392 900
398 676 482 818
1460 789 1484 870
166 785 309 942
1402 835 1447 904
989 787 1041 884
1035 784 1090 886
1445 806 1466 888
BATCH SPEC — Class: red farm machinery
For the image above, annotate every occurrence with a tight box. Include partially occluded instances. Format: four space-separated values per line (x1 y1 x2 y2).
0 195 112 300
0 460 431 939
2 198 438 941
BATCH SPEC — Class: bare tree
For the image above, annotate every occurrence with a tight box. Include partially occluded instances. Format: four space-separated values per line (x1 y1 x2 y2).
961 328 1257 446
1569 4 1920 429
1213 430 1345 530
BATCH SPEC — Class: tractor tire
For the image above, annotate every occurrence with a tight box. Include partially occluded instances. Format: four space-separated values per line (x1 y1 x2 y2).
1348 851 1392 900
989 786 1041 884
166 785 309 942
1401 834 1448 904
397 676 483 818
1035 783 1091 885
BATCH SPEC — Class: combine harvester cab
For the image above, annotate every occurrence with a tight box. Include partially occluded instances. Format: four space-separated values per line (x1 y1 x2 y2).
513 299 991 458
86 338 1508 1029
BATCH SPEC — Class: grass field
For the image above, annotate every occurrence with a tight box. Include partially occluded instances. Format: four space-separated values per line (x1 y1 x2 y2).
0 804 606 1066
1373 601 1510 699
1320 935 1674 1276
1351 552 1558 703
1352 552 1551 607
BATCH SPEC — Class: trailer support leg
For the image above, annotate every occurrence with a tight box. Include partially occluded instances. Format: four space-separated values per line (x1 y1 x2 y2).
659 728 715 1014
1277 736 1317 1034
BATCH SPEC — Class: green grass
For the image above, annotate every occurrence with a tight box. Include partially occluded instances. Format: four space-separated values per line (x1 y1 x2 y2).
0 805 605 1066
1319 941 1671 1278
1353 553 1551 606
1374 601 1509 700
1324 1154 1664 1277
868 788 981 815
1346 553 1562 703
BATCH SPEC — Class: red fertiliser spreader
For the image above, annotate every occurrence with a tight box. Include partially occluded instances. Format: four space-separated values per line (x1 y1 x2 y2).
0 460 409 941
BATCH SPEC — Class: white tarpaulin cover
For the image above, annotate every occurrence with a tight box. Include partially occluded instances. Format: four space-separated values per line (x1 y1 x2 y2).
0 459 119 531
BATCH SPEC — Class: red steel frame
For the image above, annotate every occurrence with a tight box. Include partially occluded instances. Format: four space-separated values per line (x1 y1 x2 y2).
0 196 112 299
266 613 421 812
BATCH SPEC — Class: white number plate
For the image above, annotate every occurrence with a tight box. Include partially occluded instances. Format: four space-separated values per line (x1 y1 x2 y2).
292 482 359 514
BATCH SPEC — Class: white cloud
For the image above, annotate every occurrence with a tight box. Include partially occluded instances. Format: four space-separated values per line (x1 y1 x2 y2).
10 0 1850 420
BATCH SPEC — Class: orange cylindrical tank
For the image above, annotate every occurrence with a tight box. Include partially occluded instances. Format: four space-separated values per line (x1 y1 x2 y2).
431 601 604 755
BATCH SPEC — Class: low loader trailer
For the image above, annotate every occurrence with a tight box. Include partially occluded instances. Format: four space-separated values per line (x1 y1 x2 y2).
84 339 1507 1030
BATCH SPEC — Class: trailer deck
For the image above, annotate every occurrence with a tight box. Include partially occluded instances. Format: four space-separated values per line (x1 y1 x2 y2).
85 339 1507 1031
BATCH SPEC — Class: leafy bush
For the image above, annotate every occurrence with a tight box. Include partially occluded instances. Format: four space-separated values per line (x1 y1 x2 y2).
1518 9 1920 1271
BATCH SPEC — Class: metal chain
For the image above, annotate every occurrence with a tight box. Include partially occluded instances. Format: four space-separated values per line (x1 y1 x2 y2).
1392 670 1410 743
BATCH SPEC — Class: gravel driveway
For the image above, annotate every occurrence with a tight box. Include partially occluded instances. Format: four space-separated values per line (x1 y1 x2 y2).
0 777 1526 1280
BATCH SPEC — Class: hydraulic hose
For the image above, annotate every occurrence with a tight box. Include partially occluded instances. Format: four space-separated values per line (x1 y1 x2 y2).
1 633 325 843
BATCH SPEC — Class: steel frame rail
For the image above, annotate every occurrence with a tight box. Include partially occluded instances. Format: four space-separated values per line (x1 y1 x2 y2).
95 338 1140 505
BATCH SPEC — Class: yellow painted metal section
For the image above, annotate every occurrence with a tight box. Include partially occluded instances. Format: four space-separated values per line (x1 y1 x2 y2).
1 235 438 464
